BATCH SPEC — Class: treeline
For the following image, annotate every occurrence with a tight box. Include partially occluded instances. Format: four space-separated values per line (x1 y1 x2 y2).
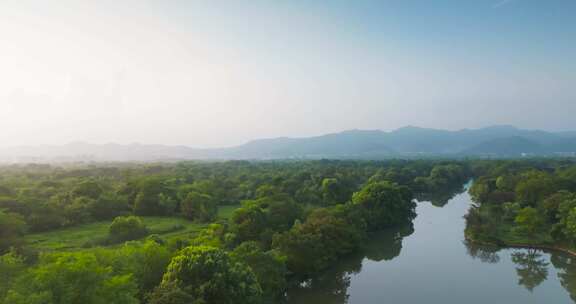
466 159 576 248
0 160 470 246
0 160 470 304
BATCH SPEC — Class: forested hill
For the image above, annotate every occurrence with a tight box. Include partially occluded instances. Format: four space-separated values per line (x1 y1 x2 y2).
2 126 576 162
232 126 576 159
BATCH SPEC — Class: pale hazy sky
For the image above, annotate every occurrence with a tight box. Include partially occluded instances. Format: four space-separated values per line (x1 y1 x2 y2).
1 0 575 148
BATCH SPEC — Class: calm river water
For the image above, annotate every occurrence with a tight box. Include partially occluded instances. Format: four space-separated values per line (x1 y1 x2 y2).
286 186 576 303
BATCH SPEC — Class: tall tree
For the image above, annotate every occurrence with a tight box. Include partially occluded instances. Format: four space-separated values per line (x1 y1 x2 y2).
180 192 217 222
351 181 415 230
150 246 262 304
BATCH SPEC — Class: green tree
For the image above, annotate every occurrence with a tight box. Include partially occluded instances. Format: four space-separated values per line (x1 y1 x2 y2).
180 192 217 222
108 216 148 243
0 249 25 299
514 207 543 237
132 177 169 216
542 191 575 222
133 192 160 216
146 281 194 304
254 184 282 199
150 246 262 304
273 208 363 276
0 197 29 217
502 202 521 221
469 178 494 203
188 223 228 248
555 197 576 240
95 240 172 298
351 181 415 230
89 192 130 221
258 196 302 233
63 196 94 225
4 252 139 304
231 241 287 299
0 210 26 253
25 203 65 232
158 193 178 215
496 175 517 192
563 208 576 241
71 180 104 199
321 178 345 205
230 201 267 243
515 172 556 207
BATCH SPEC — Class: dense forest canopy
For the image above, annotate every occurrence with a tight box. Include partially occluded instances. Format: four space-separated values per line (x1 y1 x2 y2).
2 158 575 303
0 159 472 303
466 159 576 248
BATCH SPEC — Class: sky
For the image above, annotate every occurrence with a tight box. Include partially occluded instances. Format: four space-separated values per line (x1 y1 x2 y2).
0 0 575 148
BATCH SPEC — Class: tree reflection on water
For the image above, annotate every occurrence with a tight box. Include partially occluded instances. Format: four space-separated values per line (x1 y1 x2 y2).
464 240 501 264
511 249 549 292
285 223 414 304
463 240 576 296
551 253 576 301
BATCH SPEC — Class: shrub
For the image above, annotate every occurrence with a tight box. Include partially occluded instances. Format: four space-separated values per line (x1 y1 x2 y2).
108 216 148 243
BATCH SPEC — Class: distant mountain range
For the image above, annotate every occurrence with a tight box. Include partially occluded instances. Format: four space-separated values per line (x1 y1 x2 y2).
2 125 576 162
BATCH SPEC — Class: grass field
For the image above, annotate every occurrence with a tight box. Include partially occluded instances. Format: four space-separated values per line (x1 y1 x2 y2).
25 204 240 251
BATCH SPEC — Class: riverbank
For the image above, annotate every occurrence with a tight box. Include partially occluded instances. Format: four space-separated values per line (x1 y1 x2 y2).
465 234 576 258
290 186 576 303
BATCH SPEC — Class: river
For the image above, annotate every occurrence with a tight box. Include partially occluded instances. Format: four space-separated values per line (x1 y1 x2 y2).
286 185 576 303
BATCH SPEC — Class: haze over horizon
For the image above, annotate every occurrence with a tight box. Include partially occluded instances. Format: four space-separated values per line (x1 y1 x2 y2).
1 124 573 149
1 0 575 148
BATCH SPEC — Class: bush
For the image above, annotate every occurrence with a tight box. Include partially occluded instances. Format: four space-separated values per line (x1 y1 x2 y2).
108 216 148 243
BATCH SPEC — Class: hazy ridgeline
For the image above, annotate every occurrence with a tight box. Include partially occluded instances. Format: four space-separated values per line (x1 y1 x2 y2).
2 126 576 163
